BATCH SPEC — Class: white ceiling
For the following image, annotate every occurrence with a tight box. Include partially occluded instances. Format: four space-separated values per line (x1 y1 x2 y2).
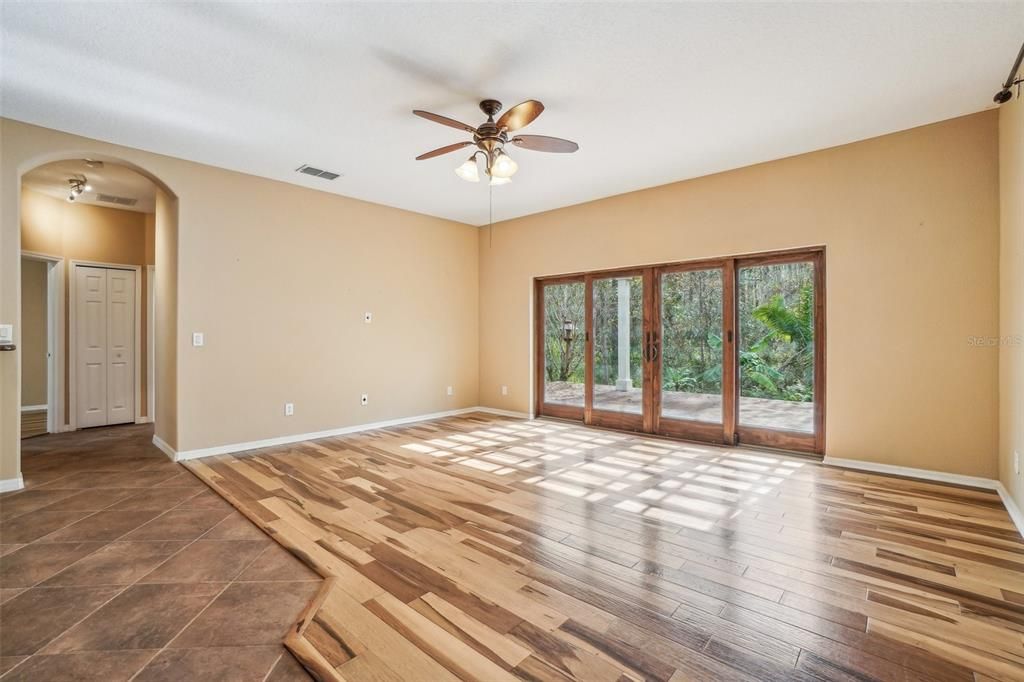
23 159 157 213
2 3 1022 226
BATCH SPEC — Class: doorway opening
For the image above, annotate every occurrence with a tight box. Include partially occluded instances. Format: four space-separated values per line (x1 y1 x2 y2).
19 158 163 437
534 246 826 454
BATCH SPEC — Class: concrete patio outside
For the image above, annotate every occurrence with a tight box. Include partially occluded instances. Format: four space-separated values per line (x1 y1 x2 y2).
544 381 814 432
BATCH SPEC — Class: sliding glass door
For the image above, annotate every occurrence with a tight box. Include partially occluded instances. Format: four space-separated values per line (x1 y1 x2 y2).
587 271 649 431
654 263 732 443
534 248 824 454
535 278 586 420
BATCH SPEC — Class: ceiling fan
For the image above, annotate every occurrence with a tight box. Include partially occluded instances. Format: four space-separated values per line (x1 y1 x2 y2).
413 99 578 185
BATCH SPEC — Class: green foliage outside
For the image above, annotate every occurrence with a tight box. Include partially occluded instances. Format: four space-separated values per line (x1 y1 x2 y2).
543 263 814 403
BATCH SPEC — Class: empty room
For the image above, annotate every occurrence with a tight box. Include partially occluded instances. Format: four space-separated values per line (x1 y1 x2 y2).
1 2 1023 680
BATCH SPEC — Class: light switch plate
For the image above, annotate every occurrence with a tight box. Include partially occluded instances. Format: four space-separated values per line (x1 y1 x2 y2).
284 402 294 416
501 385 509 396
446 386 454 396
192 332 204 347
0 324 12 344
1015 451 1020 476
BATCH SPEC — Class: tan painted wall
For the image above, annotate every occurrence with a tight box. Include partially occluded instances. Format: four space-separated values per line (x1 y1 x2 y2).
19 259 47 406
1000 96 1024 509
154 188 178 449
0 118 479 479
20 189 152 423
478 112 1000 478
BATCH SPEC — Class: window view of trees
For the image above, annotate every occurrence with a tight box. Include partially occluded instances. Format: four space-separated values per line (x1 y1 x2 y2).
543 282 584 405
738 262 815 404
540 261 816 427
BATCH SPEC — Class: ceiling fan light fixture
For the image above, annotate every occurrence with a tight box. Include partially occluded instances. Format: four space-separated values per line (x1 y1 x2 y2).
454 156 480 182
489 150 518 179
489 176 512 186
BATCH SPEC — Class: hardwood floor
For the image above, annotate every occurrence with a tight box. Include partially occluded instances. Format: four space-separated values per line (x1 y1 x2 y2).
0 424 318 681
185 413 1024 682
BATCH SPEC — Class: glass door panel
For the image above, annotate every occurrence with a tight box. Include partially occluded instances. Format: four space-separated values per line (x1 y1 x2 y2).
737 261 816 435
591 275 644 417
541 281 586 414
659 268 724 425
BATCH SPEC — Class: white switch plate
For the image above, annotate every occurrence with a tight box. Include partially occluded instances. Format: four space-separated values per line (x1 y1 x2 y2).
501 385 509 396
192 332 204 347
0 324 12 344
1015 451 1020 476
284 402 294 416
364 312 372 323
361 394 369 406
446 386 454 396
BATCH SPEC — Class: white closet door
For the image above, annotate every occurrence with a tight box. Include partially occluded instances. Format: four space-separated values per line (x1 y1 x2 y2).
106 269 135 425
76 267 108 427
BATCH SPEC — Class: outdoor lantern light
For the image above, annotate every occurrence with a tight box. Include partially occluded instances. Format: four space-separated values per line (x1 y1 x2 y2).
562 319 576 342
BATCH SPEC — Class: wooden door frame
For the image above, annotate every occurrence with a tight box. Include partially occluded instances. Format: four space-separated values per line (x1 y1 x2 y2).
533 245 826 456
21 251 65 434
732 248 826 454
69 260 143 431
650 257 735 445
534 275 586 421
584 268 651 433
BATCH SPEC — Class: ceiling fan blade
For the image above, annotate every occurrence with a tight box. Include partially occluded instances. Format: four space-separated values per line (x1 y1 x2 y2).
511 135 579 153
415 141 474 160
496 100 544 132
412 110 477 134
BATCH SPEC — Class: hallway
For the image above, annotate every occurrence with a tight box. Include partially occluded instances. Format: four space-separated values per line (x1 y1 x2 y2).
0 424 319 681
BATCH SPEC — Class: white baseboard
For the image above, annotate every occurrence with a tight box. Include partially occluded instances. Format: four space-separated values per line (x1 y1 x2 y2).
20 404 47 412
0 475 25 493
152 434 177 462
171 406 530 462
475 406 531 419
995 482 1024 539
823 456 1023 539
822 456 999 490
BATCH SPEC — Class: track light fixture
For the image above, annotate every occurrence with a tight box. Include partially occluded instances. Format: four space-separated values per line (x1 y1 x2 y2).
994 41 1024 104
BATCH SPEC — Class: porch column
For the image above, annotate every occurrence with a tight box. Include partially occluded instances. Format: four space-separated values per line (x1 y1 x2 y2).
616 278 632 390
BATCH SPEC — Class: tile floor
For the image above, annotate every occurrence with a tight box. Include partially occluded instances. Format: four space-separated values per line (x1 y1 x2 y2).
0 424 320 681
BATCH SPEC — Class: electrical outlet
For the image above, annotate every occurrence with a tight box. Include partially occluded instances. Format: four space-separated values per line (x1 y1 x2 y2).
192 332 204 347
364 312 372 324
284 402 294 416
446 386 454 396
501 385 509 396
1015 451 1021 476
361 394 369 406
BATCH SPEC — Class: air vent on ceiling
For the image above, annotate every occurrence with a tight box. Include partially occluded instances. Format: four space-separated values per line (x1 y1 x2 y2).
96 193 138 207
296 164 342 180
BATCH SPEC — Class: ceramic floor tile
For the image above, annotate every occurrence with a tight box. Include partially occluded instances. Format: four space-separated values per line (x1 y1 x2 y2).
134 646 283 681
42 582 225 653
41 540 187 587
0 510 91 544
237 543 321 582
0 650 157 682
0 490 79 521
120 508 233 542
39 509 162 543
203 513 270 541
265 650 313 681
104 487 202 512
139 540 268 584
35 488 139 512
0 585 122 656
169 581 320 648
0 541 104 587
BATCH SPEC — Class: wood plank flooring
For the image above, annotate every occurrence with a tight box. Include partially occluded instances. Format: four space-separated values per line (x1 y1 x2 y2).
184 413 1024 681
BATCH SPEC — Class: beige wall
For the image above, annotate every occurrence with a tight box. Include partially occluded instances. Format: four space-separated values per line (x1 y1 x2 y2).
154 188 178 449
478 112 1001 478
20 188 152 423
19 258 47 406
1 118 479 479
1000 96 1024 509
